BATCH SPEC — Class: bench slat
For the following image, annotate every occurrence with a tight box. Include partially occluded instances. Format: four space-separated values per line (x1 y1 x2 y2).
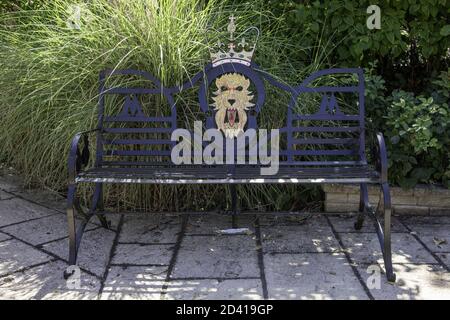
278 161 364 166
103 139 174 145
103 150 172 156
281 149 357 156
291 126 360 132
292 114 360 121
103 116 173 122
291 138 358 145
103 128 174 133
296 86 360 93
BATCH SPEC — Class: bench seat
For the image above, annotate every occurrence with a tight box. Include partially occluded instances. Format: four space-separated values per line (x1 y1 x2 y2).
76 165 380 184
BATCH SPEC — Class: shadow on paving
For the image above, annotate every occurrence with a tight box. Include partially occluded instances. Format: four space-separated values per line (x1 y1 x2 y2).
0 174 449 300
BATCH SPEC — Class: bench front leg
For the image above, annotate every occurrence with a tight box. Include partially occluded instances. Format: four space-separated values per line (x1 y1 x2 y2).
372 132 396 282
66 184 78 268
380 182 395 282
65 129 98 278
68 129 98 184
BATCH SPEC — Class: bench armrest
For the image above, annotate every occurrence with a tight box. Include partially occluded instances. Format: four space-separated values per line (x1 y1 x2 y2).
372 132 388 183
68 129 99 183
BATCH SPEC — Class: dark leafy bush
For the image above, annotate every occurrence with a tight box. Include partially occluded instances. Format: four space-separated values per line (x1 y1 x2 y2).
273 0 450 93
366 65 450 188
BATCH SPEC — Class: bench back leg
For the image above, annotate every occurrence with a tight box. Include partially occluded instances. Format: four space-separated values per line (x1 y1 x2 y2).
381 182 396 282
354 183 369 230
229 185 239 227
370 182 396 282
91 183 110 229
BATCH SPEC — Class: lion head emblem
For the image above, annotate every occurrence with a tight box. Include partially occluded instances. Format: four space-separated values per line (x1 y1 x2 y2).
212 73 254 138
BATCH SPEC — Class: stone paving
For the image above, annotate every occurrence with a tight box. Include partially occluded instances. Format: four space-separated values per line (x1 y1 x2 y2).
0 176 449 300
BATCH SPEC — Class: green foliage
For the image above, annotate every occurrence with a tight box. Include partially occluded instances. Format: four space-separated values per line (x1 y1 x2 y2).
387 92 449 188
0 1 43 13
274 0 449 93
365 65 450 189
280 0 449 63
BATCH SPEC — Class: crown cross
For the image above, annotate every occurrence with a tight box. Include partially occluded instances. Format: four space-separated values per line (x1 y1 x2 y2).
209 15 260 67
227 15 236 40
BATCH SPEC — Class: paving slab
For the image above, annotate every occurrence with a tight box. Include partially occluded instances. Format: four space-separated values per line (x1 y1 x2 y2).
264 252 368 300
261 220 340 253
185 214 234 235
0 260 100 300
0 174 22 192
89 213 122 231
112 244 173 266
400 215 450 225
10 189 66 213
406 224 450 253
0 198 56 227
0 190 15 200
100 266 167 300
119 214 182 244
1 214 97 246
436 253 450 269
172 235 259 278
0 239 53 276
355 263 450 300
328 215 407 233
228 215 258 233
42 228 116 277
0 232 11 242
340 233 437 264
259 213 325 227
164 279 263 300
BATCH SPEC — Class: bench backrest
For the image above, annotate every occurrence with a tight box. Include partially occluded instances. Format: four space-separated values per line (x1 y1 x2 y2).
95 63 366 167
284 68 366 166
96 69 177 167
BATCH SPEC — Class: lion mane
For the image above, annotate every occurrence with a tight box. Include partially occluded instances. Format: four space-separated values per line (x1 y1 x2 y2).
211 73 254 138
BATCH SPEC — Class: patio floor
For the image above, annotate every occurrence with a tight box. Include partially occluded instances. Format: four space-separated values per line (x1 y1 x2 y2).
0 175 449 300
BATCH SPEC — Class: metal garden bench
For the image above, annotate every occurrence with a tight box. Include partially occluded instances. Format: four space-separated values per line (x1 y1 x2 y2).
65 18 396 282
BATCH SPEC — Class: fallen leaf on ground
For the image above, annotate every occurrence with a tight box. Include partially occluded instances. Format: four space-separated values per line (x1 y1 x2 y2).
433 237 447 247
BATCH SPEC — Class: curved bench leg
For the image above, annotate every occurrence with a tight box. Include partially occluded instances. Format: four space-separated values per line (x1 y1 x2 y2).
371 183 396 282
65 184 79 279
354 183 369 230
91 183 110 229
380 182 396 282
64 183 97 279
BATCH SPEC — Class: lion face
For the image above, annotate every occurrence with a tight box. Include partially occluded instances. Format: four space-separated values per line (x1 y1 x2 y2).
212 73 254 138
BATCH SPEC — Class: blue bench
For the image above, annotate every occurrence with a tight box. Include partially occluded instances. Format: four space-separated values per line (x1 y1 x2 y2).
66 63 395 282
65 18 395 282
